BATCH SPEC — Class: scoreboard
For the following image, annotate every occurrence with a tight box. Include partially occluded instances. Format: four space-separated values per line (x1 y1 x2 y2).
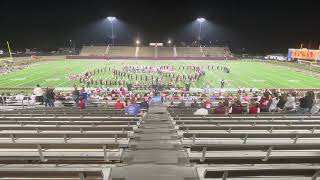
288 49 320 60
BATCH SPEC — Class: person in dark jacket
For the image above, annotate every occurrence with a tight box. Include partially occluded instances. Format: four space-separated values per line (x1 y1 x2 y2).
191 100 200 108
45 88 55 107
297 91 314 114
72 86 80 106
231 100 243 114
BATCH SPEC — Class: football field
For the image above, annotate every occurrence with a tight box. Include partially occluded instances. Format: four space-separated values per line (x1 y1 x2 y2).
0 59 319 90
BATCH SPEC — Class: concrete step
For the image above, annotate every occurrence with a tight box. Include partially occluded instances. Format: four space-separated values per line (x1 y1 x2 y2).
110 165 198 180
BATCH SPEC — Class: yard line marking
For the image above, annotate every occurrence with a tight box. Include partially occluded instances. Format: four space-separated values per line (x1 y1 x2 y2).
11 78 26 81
251 79 266 82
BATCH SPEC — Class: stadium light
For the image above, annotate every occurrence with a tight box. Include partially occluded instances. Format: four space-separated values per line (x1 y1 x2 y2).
136 40 140 45
196 17 206 43
107 16 116 22
197 17 205 23
107 16 117 45
168 40 172 45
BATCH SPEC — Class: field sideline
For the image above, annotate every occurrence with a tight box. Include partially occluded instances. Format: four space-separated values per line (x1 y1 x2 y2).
0 59 319 90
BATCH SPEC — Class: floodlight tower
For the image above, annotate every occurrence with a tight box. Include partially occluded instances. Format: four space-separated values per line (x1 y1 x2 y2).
107 16 116 45
196 17 205 44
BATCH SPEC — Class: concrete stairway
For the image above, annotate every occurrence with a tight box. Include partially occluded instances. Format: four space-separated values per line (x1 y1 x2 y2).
110 102 198 180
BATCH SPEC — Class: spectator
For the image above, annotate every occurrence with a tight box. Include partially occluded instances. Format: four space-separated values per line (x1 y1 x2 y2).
242 93 251 103
214 102 226 114
54 97 63 107
140 99 149 111
310 93 320 114
45 88 55 107
297 91 314 114
72 86 80 105
168 101 176 108
79 96 86 109
125 100 141 116
223 99 230 108
203 99 212 109
191 100 200 108
269 95 279 112
231 100 243 114
33 84 44 105
259 93 272 112
249 100 259 114
120 87 126 98
114 100 125 109
284 93 296 112
277 93 287 111
80 87 88 104
194 108 208 115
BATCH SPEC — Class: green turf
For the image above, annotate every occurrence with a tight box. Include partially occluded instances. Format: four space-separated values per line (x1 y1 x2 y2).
0 59 319 89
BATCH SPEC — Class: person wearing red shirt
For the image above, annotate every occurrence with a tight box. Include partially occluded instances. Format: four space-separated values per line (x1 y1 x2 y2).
249 101 259 114
79 97 85 109
203 99 212 109
114 100 124 109
260 94 272 112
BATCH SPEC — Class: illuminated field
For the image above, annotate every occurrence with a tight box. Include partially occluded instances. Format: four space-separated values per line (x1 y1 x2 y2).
0 59 319 89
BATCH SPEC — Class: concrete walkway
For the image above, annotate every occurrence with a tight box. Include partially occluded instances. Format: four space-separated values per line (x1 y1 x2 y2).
110 103 198 180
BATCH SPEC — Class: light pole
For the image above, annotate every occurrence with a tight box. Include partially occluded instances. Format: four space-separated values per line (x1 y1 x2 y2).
107 16 116 45
196 17 205 44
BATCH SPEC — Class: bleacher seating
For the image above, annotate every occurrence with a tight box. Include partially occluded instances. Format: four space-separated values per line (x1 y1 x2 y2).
169 107 320 180
176 47 203 57
0 165 111 180
138 47 155 58
0 107 142 163
107 46 135 57
202 46 232 58
157 47 174 57
75 45 234 60
80 46 108 56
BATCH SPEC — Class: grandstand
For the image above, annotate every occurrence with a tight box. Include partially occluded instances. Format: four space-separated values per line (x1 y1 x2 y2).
203 46 232 58
80 46 108 56
176 47 204 57
156 47 174 58
136 46 155 58
107 46 136 57
76 45 233 59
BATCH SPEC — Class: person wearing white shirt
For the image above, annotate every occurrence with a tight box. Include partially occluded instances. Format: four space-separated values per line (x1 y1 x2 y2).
33 84 44 105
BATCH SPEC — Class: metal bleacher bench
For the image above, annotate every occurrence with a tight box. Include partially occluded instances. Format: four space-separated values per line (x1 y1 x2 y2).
197 164 320 180
188 143 320 163
0 142 122 162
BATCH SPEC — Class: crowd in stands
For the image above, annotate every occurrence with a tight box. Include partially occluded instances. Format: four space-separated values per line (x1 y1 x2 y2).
168 89 320 115
0 62 31 75
0 84 319 115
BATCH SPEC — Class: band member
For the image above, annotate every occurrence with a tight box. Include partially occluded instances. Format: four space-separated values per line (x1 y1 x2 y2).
220 79 225 88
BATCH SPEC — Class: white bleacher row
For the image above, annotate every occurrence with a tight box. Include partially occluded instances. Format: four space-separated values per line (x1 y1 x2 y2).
196 164 320 180
0 108 143 163
80 46 108 56
79 45 231 58
0 164 111 180
169 109 320 180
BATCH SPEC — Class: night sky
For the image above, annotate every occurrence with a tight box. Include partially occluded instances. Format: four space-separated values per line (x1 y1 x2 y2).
0 0 319 53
